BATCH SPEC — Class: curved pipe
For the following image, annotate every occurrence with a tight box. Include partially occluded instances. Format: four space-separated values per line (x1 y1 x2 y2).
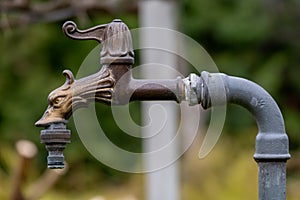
199 71 290 161
223 74 284 134
197 71 290 200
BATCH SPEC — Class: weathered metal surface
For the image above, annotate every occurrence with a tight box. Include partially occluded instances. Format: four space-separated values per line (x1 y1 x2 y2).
35 68 114 126
62 21 107 43
198 71 290 161
40 123 70 169
182 73 202 106
36 19 290 200
258 162 287 200
129 78 183 103
35 19 184 169
63 19 134 65
35 19 182 127
185 71 290 200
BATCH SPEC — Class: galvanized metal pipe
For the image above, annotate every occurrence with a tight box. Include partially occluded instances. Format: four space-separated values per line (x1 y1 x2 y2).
186 71 291 200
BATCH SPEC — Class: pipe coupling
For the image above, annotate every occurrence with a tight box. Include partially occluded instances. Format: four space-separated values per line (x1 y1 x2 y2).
254 133 290 161
182 73 203 106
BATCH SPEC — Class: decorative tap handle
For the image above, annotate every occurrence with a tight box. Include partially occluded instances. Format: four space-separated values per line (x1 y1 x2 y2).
62 21 107 43
62 19 134 64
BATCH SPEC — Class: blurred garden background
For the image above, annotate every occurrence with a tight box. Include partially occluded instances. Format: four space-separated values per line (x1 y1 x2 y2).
1 0 300 199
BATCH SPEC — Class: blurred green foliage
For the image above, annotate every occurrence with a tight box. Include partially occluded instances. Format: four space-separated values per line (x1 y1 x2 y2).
1 0 300 199
181 0 300 147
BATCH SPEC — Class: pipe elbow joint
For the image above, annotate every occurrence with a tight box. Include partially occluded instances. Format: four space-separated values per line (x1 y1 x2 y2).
192 71 290 162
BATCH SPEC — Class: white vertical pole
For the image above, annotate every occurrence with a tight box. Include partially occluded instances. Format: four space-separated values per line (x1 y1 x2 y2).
139 1 179 200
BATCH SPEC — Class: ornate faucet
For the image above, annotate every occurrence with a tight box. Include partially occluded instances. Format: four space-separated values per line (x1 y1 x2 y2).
36 19 290 199
35 19 185 169
36 19 182 127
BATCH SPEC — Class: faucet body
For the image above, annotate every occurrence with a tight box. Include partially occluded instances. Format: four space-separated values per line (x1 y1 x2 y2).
36 19 290 199
35 19 182 127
